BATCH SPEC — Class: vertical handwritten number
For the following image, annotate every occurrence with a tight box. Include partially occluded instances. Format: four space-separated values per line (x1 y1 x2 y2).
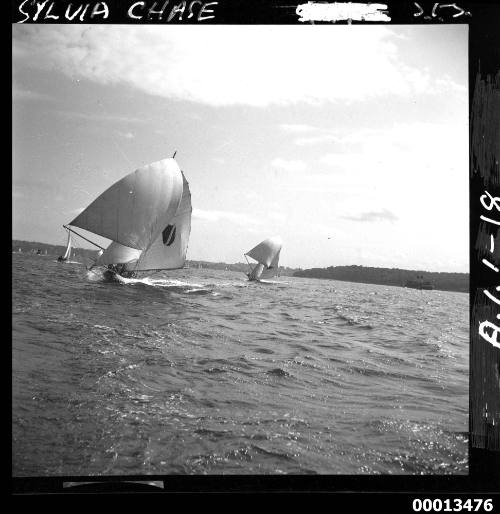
483 289 500 305
479 320 500 350
480 215 500 226
480 191 500 211
482 259 499 272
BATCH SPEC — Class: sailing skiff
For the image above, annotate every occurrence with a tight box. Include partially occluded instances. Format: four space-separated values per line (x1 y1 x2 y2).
64 157 192 280
244 237 282 282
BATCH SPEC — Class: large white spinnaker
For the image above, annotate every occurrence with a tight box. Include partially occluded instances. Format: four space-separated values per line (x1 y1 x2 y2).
69 158 183 251
245 237 282 267
125 172 192 272
245 236 282 280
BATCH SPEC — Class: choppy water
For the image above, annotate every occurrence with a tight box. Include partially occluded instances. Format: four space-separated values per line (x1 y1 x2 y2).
12 253 469 475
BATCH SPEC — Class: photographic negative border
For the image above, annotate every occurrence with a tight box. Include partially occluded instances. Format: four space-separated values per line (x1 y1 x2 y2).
10 0 500 496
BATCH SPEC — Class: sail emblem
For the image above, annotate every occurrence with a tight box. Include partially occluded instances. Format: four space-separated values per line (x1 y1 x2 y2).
162 224 176 246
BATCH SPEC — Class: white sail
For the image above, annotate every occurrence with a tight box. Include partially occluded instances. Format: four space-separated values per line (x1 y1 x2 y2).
96 241 142 266
125 172 192 272
249 262 265 281
69 158 183 251
260 249 281 279
62 231 72 260
245 237 282 267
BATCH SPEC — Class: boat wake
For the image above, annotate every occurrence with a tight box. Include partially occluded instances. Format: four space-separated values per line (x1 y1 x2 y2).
147 278 214 294
87 270 213 293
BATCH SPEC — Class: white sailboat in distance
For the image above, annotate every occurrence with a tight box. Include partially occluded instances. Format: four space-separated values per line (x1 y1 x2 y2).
244 236 282 282
57 229 73 263
64 156 192 282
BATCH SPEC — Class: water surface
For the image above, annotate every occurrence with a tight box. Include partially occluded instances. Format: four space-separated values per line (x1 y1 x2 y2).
12 253 468 475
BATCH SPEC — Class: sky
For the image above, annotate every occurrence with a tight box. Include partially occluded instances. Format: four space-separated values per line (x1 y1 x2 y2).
12 24 469 272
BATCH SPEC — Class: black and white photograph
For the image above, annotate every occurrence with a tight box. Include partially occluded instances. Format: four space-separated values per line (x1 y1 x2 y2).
12 9 472 480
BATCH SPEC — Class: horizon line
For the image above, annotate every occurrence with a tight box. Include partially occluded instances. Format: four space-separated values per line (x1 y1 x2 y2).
12 238 470 276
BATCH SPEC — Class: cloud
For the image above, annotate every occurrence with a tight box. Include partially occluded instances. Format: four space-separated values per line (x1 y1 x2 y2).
319 153 367 169
341 209 399 223
12 25 466 107
295 134 344 146
279 124 347 147
271 158 307 173
192 208 262 226
56 110 145 124
269 212 287 222
279 124 319 134
436 76 467 95
12 86 52 102
116 131 135 139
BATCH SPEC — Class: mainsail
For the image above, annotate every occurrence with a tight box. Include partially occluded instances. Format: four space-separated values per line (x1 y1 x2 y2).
69 158 183 251
245 236 282 280
92 169 192 273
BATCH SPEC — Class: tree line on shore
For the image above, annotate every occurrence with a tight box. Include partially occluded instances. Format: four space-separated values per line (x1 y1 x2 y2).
11 240 301 276
12 240 468 291
293 265 468 292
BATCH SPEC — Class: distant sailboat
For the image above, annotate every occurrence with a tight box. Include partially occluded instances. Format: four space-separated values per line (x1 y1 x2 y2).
244 237 282 282
66 157 191 281
58 230 73 262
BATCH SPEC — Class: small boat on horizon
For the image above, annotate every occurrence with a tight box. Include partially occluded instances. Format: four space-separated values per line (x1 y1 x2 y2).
57 230 73 263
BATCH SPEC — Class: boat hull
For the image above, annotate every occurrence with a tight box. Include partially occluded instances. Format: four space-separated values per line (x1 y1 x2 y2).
102 269 128 283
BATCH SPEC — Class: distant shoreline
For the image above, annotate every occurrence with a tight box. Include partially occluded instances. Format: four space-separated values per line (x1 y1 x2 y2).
293 266 468 293
12 239 468 292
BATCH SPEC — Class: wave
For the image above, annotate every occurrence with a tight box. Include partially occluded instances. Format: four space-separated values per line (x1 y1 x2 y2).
12 259 468 476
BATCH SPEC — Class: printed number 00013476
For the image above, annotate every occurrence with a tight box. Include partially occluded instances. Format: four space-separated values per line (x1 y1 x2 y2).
412 499 494 512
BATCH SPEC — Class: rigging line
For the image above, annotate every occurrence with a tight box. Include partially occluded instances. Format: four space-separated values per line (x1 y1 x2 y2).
244 254 253 273
63 225 105 250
